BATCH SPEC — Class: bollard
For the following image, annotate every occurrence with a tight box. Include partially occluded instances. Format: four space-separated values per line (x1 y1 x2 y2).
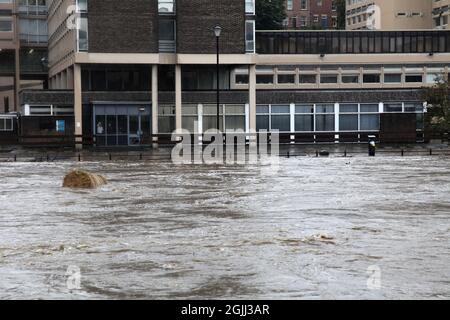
78 154 81 162
316 150 319 157
140 153 143 160
344 149 347 157
14 155 17 162
109 153 112 161
287 152 290 158
430 149 433 156
46 154 49 162
401 149 404 157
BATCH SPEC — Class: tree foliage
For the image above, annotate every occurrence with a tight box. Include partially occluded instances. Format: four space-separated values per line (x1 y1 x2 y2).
256 0 286 30
422 77 450 134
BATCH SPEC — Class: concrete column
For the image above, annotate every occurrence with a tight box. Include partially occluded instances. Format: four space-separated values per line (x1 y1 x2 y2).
14 48 20 112
151 64 159 147
175 64 182 132
74 64 83 149
67 67 74 90
249 65 257 134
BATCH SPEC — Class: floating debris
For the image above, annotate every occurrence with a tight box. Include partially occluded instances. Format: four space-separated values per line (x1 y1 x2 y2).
63 170 107 189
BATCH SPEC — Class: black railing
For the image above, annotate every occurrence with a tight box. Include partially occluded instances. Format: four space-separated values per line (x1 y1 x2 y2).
256 30 450 55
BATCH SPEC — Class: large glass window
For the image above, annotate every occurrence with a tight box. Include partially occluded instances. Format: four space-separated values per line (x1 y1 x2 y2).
295 104 314 132
315 104 335 132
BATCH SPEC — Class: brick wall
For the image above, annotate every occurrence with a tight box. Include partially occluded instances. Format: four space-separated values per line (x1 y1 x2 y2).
176 0 245 54
87 0 159 53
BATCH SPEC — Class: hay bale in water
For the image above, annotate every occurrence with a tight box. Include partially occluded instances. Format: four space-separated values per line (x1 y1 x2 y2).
63 170 107 189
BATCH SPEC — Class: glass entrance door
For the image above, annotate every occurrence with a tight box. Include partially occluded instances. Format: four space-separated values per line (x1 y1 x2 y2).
128 115 141 146
93 104 151 147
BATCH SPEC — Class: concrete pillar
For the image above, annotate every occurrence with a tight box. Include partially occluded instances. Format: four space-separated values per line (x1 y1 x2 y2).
152 64 159 146
175 64 182 132
62 70 68 90
249 65 257 134
67 67 74 90
74 64 83 149
14 48 20 112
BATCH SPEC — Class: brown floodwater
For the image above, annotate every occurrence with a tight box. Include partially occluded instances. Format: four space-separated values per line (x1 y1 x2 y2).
0 156 449 299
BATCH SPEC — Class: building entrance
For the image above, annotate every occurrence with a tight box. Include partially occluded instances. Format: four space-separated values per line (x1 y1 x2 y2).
93 103 151 147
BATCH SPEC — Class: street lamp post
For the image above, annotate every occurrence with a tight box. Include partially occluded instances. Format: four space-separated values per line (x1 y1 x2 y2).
214 26 222 131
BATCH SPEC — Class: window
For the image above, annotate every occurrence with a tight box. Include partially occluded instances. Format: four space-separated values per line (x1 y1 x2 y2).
245 20 255 53
159 0 175 13
277 74 295 84
384 74 402 83
384 103 403 112
295 104 314 132
405 74 422 83
0 118 13 131
271 105 291 132
299 74 317 84
159 19 176 52
256 74 274 84
320 74 338 84
315 104 335 131
363 74 380 83
77 17 88 51
342 75 359 83
245 0 255 14
235 74 249 84
286 0 293 11
339 104 358 131
0 18 12 32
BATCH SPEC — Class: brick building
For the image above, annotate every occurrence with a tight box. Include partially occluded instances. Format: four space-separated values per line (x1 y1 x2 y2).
10 0 450 147
285 0 338 30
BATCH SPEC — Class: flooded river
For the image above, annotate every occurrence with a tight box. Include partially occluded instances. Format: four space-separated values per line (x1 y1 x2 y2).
0 156 449 299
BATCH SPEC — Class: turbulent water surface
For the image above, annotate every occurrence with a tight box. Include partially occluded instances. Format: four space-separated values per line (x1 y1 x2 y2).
0 156 449 299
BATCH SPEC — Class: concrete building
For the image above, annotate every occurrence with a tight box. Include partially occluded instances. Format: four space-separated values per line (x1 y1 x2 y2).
346 0 433 30
433 0 450 29
285 0 338 30
14 0 450 148
0 0 47 114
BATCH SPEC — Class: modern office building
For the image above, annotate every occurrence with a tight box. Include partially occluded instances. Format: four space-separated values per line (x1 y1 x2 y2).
0 0 47 114
16 0 450 148
285 0 338 30
346 0 433 30
433 0 450 29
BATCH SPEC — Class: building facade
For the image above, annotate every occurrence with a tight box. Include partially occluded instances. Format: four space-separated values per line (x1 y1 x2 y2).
285 0 338 30
346 0 433 30
15 0 450 148
433 0 450 29
0 0 47 114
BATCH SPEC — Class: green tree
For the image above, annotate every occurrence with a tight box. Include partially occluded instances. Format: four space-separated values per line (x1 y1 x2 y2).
335 0 346 30
256 0 286 30
422 77 450 135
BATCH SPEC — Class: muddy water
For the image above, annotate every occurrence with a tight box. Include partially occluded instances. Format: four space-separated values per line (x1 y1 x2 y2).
0 156 449 299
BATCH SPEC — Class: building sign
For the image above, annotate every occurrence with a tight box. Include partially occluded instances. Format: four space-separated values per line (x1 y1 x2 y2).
56 120 65 133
